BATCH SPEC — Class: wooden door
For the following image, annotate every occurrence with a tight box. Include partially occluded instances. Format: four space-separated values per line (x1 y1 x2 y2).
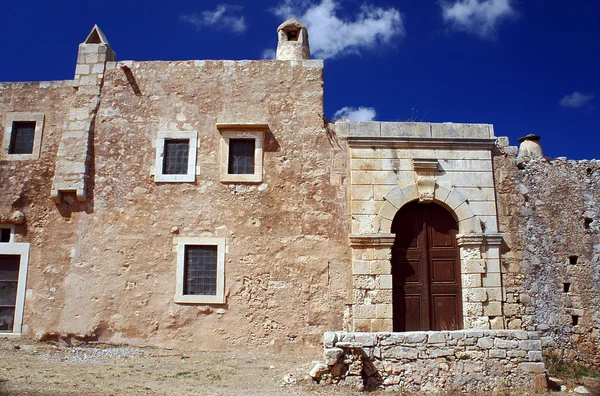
391 201 462 331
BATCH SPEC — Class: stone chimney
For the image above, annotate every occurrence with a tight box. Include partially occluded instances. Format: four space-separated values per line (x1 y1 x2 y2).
517 134 543 158
276 19 310 60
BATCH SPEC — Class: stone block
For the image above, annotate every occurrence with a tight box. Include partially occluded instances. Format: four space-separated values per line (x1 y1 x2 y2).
528 351 543 362
352 185 374 201
456 350 484 359
91 63 105 74
427 332 447 344
354 304 376 319
489 349 506 358
391 346 418 360
495 338 518 349
371 319 392 332
354 319 370 332
376 304 392 319
351 158 381 171
477 337 494 349
351 200 379 215
378 275 393 289
519 340 541 351
323 332 338 348
490 317 505 330
465 302 483 316
350 122 380 137
352 260 370 275
370 260 391 275
482 273 502 287
400 184 419 202
464 259 486 274
462 274 482 287
354 333 376 347
353 275 376 290
324 347 344 365
454 201 475 221
483 301 502 316
519 362 546 374
380 122 431 137
404 332 427 343
465 287 488 302
486 287 503 302
463 330 484 338
383 187 407 209
373 248 391 260
379 201 398 221
75 64 90 75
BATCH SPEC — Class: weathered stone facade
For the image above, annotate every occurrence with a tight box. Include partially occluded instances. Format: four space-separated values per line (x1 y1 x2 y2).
1 20 599 392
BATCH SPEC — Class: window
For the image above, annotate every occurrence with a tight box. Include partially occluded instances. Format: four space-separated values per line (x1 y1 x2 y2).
218 128 264 183
9 122 36 154
1 112 45 161
153 131 198 182
0 225 14 243
175 237 226 304
163 139 189 175
228 139 255 174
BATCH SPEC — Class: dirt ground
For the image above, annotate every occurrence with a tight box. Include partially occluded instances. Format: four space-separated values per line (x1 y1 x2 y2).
0 338 598 395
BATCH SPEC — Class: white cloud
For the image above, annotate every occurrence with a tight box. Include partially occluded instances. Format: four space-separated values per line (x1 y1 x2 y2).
271 0 405 59
441 0 515 39
181 5 246 33
261 48 277 59
559 92 595 108
334 106 377 121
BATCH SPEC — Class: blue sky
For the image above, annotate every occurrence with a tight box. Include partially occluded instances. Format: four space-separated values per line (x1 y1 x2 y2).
1 0 598 159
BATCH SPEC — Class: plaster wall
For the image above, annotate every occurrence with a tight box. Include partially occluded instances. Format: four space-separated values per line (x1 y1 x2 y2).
2 60 353 351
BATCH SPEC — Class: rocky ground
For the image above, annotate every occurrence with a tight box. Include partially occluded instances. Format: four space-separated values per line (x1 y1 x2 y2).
0 338 598 395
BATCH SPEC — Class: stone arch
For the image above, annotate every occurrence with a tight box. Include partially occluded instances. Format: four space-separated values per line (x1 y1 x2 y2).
376 184 482 234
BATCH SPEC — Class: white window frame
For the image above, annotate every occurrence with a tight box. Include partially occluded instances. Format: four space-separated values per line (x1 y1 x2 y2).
0 242 30 335
1 112 45 161
153 131 198 182
219 128 264 183
0 224 15 243
175 237 226 304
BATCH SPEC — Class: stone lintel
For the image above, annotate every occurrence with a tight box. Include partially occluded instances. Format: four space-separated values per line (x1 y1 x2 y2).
349 233 395 247
456 233 485 247
216 122 269 130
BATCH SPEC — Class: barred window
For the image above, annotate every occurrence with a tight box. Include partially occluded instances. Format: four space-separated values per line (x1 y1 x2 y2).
228 139 255 174
162 139 189 175
9 122 36 155
184 245 217 296
175 237 225 304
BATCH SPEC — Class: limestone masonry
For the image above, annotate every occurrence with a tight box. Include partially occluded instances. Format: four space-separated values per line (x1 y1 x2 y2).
0 21 598 392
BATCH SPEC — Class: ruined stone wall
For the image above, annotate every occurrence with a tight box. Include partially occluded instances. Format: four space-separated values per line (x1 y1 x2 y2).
18 60 352 351
317 330 545 392
495 146 600 367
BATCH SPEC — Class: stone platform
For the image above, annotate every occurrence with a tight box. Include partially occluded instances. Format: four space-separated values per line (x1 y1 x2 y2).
314 330 547 393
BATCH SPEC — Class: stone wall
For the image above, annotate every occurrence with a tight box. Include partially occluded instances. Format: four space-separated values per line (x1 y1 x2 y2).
1 59 353 351
316 330 546 392
495 145 600 367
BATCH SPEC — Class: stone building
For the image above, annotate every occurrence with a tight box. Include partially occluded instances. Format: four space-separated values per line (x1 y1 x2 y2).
0 19 598 390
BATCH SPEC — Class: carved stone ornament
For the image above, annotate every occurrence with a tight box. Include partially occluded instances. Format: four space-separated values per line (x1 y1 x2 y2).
412 158 439 203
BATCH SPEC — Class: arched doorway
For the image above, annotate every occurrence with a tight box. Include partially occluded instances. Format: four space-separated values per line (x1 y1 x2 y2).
391 201 462 331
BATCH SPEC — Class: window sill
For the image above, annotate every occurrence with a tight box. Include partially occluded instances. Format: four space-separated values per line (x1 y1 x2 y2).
174 294 226 304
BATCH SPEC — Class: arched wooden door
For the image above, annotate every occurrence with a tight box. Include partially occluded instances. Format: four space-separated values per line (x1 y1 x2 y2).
391 201 462 331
